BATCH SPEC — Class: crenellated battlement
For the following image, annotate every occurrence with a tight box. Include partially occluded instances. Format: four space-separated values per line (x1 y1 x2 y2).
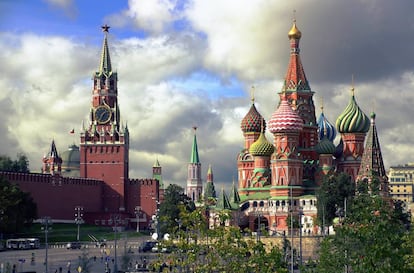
129 178 158 186
0 171 103 186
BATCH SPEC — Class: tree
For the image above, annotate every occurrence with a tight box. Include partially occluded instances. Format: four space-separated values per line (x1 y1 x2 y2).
0 154 30 173
153 209 288 273
316 173 354 227
158 184 195 236
316 181 413 273
0 175 37 233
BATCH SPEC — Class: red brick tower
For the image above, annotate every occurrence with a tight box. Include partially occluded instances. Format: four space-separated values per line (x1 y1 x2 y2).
335 86 370 181
280 20 318 180
80 25 129 212
238 94 265 193
268 96 304 197
42 140 62 175
356 112 389 196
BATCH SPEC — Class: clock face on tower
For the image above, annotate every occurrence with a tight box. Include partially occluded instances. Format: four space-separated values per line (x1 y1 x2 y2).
95 105 112 124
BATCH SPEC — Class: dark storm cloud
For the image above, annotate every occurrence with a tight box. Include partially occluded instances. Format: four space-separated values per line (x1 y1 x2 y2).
296 0 414 84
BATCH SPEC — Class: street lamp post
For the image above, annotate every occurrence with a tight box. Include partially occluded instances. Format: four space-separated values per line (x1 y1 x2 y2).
41 217 52 273
298 207 303 267
289 186 294 273
135 206 141 233
255 210 262 242
111 214 121 273
151 197 160 240
74 206 83 241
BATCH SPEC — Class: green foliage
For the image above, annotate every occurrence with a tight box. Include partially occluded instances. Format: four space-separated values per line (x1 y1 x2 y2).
0 154 30 173
158 184 195 236
0 175 37 233
403 226 414 269
316 173 354 227
153 209 288 272
316 187 414 273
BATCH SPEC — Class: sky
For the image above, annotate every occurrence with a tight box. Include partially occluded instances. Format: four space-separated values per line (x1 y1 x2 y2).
1 0 414 191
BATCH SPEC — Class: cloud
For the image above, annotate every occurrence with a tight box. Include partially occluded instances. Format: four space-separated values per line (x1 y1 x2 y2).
107 0 184 35
3 0 414 190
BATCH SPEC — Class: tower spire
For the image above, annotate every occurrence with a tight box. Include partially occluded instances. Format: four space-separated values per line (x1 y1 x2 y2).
190 126 200 163
356 112 389 195
284 17 309 92
187 126 202 202
99 24 112 75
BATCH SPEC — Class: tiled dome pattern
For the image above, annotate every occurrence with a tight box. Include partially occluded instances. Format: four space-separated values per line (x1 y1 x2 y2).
241 103 265 133
268 99 303 133
249 132 275 156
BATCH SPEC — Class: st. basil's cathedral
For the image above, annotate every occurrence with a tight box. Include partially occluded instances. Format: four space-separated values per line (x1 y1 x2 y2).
201 20 388 234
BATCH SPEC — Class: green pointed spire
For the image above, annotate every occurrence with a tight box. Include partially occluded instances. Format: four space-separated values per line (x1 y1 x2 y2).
190 127 200 163
230 179 240 204
204 181 216 200
153 157 161 167
216 187 232 210
99 25 112 75
152 157 163 188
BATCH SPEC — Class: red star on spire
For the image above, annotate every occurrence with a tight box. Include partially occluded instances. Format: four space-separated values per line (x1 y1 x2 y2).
101 24 110 32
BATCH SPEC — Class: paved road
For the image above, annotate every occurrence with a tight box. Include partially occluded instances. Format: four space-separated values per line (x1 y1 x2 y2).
0 237 154 273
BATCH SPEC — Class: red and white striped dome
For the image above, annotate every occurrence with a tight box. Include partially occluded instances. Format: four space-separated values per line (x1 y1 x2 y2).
268 99 303 133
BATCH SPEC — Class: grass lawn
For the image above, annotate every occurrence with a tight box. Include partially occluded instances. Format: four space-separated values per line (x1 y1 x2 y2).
7 223 146 244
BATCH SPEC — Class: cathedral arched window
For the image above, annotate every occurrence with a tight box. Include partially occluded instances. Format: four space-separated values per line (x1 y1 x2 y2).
253 201 258 207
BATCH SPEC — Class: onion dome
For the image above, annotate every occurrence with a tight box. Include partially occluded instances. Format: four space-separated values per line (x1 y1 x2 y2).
288 20 302 40
315 137 336 155
317 110 336 142
249 132 275 156
268 98 304 133
336 91 370 133
241 101 265 133
61 144 80 177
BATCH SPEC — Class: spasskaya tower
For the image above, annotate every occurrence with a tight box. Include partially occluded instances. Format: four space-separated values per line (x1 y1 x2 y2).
80 25 129 212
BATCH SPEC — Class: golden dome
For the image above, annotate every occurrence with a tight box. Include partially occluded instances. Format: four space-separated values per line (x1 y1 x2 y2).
288 21 302 40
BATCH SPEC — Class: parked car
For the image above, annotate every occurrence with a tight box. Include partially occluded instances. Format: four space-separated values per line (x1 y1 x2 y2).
140 241 156 252
66 242 81 249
